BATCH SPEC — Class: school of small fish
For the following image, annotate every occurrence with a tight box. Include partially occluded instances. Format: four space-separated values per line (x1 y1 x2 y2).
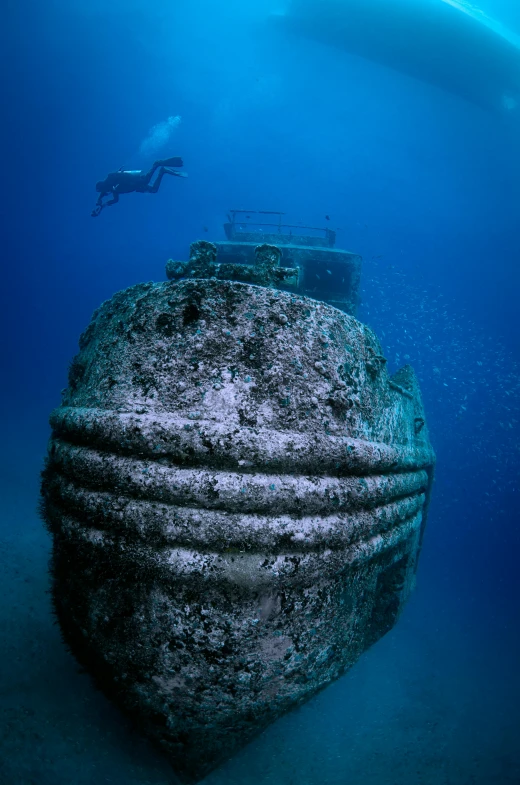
360 259 519 523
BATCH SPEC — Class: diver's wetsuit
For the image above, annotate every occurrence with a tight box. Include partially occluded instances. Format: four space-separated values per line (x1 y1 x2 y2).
91 157 186 216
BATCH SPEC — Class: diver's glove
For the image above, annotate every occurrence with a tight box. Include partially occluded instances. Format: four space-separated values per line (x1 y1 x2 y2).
91 205 103 217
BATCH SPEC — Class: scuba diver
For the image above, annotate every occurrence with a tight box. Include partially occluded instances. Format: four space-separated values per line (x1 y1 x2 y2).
91 157 187 217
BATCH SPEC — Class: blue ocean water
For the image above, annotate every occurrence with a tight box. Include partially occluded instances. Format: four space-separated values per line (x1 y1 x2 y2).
1 1 519 783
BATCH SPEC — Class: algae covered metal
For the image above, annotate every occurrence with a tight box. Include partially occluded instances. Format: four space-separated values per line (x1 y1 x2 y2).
41 227 435 783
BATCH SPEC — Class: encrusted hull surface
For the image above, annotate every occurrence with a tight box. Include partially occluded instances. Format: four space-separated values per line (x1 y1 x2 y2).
41 278 435 783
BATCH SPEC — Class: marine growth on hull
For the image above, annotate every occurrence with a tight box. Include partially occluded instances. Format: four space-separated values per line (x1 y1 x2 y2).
41 217 435 784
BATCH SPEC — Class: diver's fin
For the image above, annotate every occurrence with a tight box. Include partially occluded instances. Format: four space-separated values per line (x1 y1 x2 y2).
161 156 183 167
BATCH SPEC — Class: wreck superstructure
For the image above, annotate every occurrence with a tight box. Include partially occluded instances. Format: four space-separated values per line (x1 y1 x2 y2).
41 215 435 783
168 211 362 316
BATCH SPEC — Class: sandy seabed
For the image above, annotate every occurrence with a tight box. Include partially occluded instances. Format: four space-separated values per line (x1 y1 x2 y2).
1 463 519 785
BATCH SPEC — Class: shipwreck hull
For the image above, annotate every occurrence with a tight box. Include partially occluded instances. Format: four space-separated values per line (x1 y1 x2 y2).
41 273 434 782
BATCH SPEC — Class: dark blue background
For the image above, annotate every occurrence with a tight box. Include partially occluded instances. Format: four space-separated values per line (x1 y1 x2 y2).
1 1 519 783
